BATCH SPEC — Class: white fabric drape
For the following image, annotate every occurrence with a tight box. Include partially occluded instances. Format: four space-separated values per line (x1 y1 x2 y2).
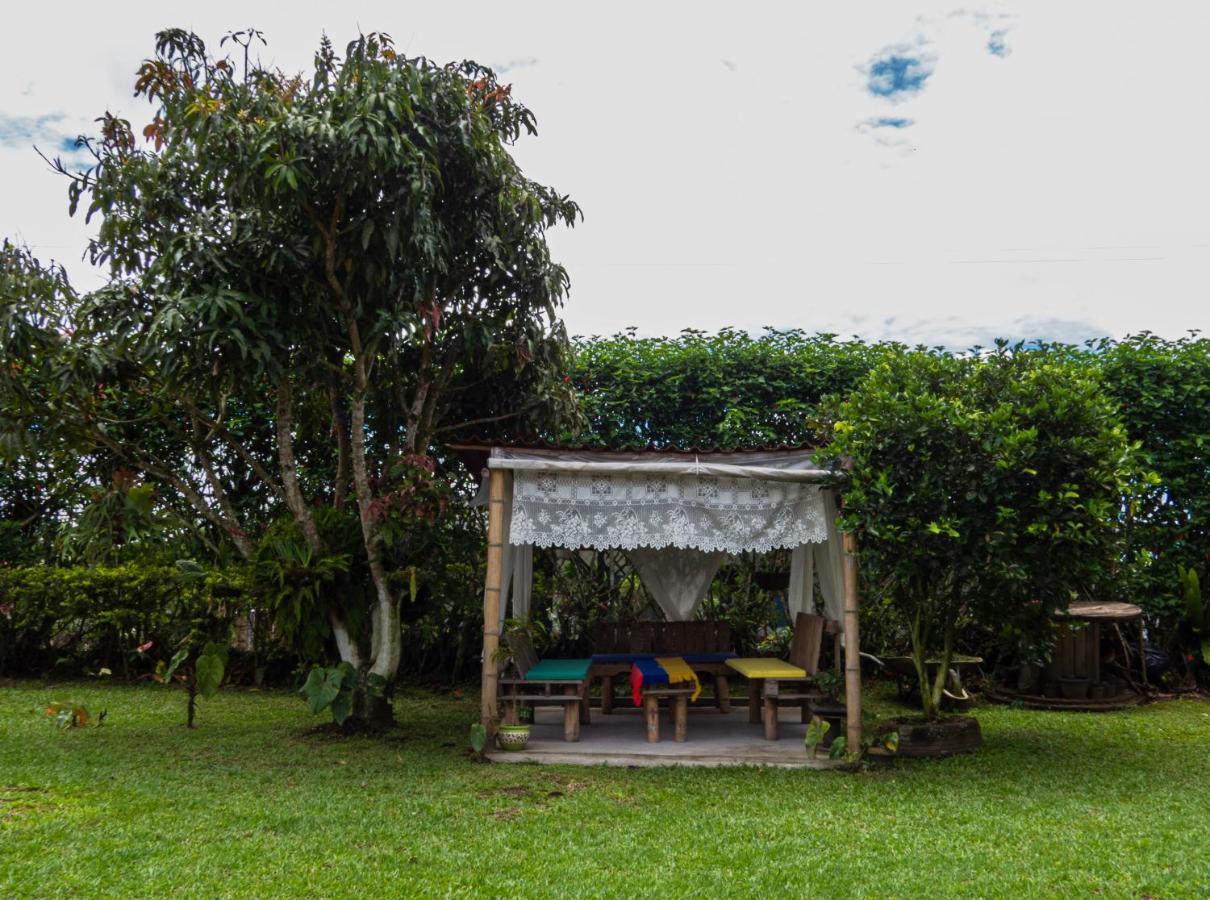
489 474 534 629
814 490 846 626
508 469 827 553
787 544 815 618
627 547 726 621
507 544 533 621
784 490 846 627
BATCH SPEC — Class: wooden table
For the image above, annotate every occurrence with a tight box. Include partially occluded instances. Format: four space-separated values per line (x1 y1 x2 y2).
725 658 811 741
592 656 734 714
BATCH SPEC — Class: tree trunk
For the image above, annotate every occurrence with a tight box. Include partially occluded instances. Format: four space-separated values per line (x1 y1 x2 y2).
349 390 402 688
275 375 322 554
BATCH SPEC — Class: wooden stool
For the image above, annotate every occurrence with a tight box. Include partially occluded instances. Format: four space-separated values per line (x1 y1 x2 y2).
640 687 693 743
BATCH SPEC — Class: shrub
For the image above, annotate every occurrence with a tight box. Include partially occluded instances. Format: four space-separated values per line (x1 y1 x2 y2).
824 345 1137 718
0 564 246 676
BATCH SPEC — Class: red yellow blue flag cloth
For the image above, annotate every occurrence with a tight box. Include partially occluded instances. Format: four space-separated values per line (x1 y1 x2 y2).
656 656 701 702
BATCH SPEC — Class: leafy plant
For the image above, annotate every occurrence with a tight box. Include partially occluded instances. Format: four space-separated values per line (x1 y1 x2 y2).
468 722 487 760
804 716 832 752
299 662 359 726
154 641 228 727
1179 566 1209 666
825 728 899 760
810 669 845 704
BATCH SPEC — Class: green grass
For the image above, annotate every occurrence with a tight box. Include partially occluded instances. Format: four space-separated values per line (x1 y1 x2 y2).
1 680 1208 898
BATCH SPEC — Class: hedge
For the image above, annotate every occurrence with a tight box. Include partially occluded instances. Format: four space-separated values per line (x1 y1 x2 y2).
0 565 245 676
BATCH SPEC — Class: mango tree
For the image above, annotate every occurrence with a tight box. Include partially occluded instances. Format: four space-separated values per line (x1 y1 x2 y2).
36 28 580 726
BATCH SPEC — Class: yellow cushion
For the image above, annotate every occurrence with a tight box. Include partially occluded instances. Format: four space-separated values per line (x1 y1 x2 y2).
726 658 808 679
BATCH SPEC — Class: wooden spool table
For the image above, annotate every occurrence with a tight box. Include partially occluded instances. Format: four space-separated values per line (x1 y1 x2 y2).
988 600 1145 711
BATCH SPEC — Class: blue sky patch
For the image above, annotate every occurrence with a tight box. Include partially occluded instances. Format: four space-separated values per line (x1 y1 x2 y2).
866 48 935 99
0 112 64 148
987 30 1010 58
872 116 914 129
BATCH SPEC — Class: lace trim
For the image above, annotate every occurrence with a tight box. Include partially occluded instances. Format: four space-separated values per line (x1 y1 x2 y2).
508 469 826 552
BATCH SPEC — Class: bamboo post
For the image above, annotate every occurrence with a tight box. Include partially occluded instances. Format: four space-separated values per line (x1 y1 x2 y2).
479 468 508 739
842 530 863 754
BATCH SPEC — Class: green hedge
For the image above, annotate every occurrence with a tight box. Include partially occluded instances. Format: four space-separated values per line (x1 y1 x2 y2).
0 565 245 676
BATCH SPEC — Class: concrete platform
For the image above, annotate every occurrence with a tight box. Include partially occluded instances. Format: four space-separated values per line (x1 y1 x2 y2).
486 704 847 769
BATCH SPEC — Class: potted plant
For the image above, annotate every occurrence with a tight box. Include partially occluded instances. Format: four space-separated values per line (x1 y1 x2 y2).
497 705 532 751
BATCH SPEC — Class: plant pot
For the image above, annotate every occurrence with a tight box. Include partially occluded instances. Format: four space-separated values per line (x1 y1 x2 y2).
883 715 982 758
1059 677 1089 700
497 724 531 751
809 702 846 748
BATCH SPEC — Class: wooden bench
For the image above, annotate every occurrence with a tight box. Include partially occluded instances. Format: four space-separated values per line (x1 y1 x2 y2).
640 686 694 743
726 613 836 741
499 630 591 742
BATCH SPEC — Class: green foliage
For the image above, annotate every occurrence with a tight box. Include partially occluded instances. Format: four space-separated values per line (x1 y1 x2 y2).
1178 566 1209 666
810 669 845 703
569 328 895 448
195 643 229 700
824 345 1137 718
299 662 358 725
0 564 245 676
1097 335 1210 678
255 511 356 661
468 722 487 757
804 716 832 751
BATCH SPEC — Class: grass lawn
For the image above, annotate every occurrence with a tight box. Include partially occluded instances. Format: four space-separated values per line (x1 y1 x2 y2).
1 680 1207 898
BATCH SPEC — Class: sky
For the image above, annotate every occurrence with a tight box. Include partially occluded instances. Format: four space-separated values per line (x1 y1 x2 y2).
1 2 1208 347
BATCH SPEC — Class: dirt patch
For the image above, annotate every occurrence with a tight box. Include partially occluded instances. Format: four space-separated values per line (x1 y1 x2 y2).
0 785 51 822
478 785 531 798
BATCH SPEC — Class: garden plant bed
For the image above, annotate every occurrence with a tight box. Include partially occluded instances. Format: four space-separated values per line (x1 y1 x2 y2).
879 714 983 758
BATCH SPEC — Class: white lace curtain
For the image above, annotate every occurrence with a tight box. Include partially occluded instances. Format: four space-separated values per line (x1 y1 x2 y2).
479 464 845 629
507 469 827 554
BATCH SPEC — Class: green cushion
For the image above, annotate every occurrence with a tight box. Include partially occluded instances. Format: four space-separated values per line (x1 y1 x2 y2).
524 658 592 681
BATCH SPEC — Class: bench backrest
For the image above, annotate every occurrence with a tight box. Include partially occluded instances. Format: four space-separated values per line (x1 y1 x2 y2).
592 621 733 655
788 612 828 676
505 629 541 677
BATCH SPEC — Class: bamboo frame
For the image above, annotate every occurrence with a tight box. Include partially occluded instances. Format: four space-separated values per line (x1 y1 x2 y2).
479 468 508 738
842 529 863 753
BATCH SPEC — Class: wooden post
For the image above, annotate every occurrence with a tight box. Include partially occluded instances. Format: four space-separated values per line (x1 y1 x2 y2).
644 694 660 743
747 678 761 724
842 529 863 754
672 696 687 742
563 685 581 742
479 468 508 740
716 671 731 714
762 680 779 741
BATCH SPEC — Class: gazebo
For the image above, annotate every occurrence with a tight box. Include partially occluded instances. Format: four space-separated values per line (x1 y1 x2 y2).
461 443 865 759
